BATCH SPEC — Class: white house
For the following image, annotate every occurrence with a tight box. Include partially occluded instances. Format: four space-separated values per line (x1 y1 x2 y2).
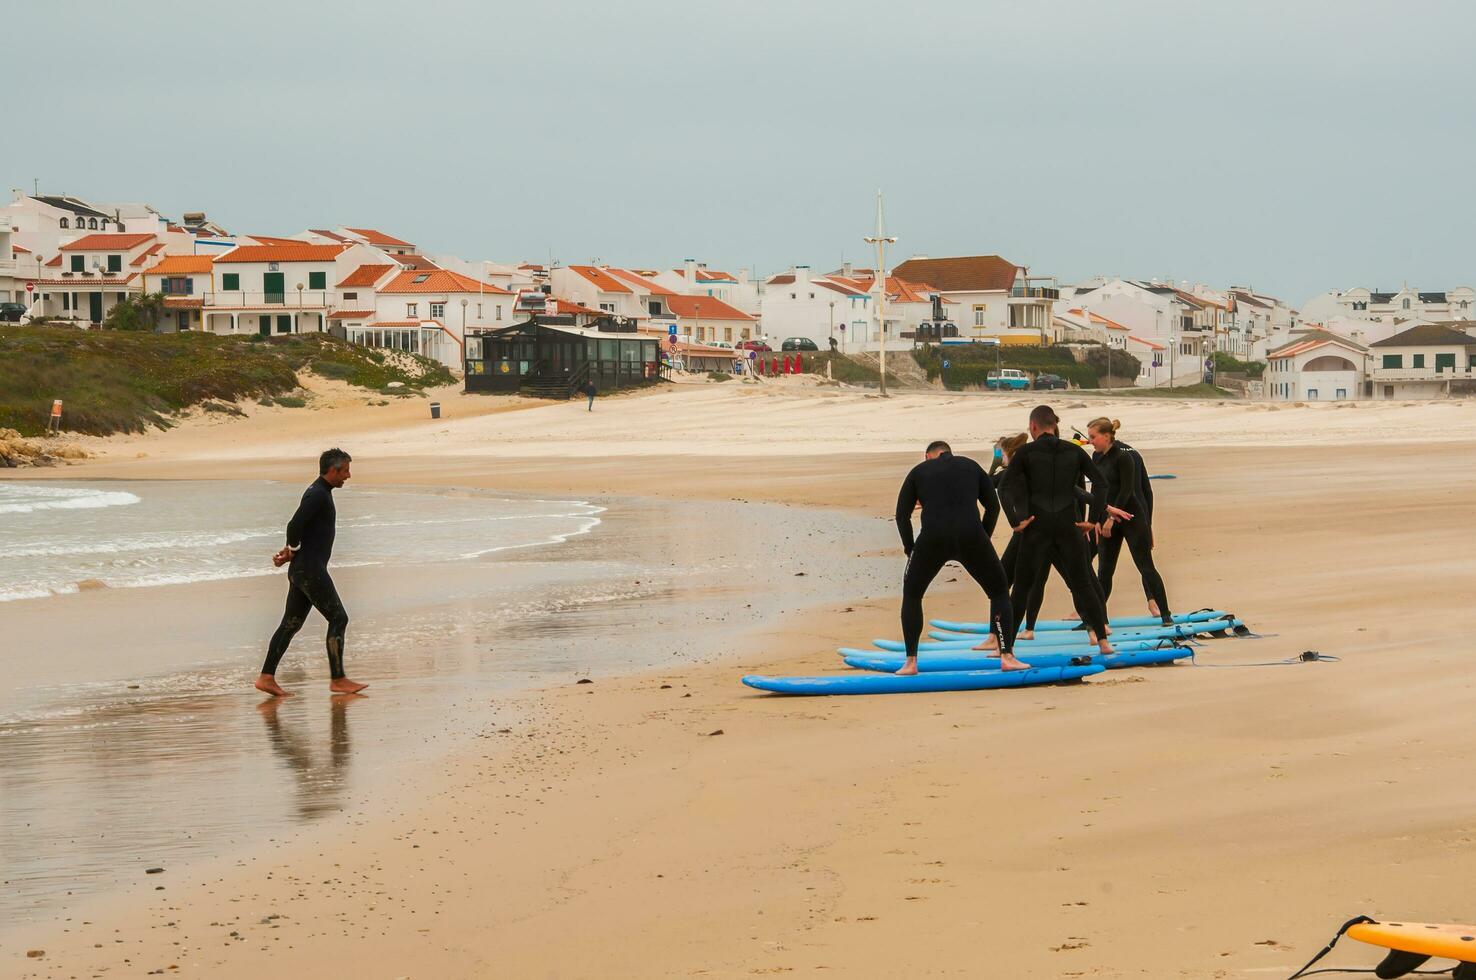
549 265 649 320
1367 322 1476 400
1301 286 1475 328
301 227 418 256
1265 331 1368 402
140 254 216 332
665 294 756 345
24 233 162 324
203 241 386 336
889 254 1056 344
365 267 516 368
761 267 873 349
654 259 761 314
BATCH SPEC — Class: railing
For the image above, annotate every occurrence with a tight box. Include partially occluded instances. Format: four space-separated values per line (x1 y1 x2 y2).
1009 286 1060 300
188 290 335 307
1371 365 1475 382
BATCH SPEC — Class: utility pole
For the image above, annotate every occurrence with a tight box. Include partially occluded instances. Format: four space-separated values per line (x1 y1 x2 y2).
864 190 896 397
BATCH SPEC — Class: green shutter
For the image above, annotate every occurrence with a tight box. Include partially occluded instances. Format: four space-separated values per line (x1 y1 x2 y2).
1381 354 1401 369
1413 354 1425 368
1436 353 1456 372
222 273 239 291
107 254 121 272
308 271 326 290
71 255 85 272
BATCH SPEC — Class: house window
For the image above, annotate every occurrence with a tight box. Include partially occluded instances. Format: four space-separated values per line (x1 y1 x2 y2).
88 217 98 229
430 302 445 320
495 305 502 321
1381 354 1402 369
222 273 240 291
406 303 418 317
59 218 69 229
342 291 357 301
412 274 429 284
107 254 121 272
70 255 85 272
62 293 70 311
600 303 615 312
162 277 192 295
1436 353 1456 372
724 327 733 342
809 292 815 299
308 271 326 290
1402 298 1411 309
790 293 796 300
1413 354 1425 368
973 305 986 327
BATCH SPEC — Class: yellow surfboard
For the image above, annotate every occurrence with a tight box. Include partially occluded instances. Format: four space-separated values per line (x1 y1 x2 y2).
1348 920 1476 963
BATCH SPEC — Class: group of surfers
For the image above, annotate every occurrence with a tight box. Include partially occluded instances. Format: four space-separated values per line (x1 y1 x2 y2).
893 404 1172 676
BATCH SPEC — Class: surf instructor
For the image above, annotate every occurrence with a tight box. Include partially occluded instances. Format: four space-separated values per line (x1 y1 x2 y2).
255 448 369 697
895 440 1027 676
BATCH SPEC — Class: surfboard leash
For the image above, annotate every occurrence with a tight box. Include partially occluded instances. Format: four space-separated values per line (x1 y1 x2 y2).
1190 649 1341 668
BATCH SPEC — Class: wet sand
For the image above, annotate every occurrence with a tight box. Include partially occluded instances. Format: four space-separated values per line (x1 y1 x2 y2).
4 383 1475 978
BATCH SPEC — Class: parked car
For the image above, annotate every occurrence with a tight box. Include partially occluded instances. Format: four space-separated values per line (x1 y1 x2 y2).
984 368 1031 391
0 302 26 323
735 339 772 352
1033 373 1068 390
781 337 820 352
708 341 734 349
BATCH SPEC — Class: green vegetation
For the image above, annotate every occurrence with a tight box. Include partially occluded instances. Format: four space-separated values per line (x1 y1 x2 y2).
706 371 733 382
1212 350 1265 378
0 327 451 437
805 351 881 386
271 395 308 408
202 401 246 417
103 293 167 332
912 344 1138 390
1097 383 1235 399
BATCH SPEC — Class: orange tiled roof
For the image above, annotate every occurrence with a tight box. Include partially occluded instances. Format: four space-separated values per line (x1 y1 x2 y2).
162 298 204 309
247 235 307 246
568 265 632 294
45 255 62 267
144 254 214 275
378 268 514 295
345 227 413 247
1068 308 1132 332
130 243 165 266
1128 335 1166 351
310 229 349 242
891 255 1020 293
327 310 375 320
337 264 395 288
673 267 737 282
12 244 30 254
665 295 755 321
60 233 157 252
605 268 678 296
552 298 608 316
216 244 349 264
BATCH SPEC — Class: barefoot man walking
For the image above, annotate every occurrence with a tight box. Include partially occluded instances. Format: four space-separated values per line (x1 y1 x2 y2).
255 448 369 697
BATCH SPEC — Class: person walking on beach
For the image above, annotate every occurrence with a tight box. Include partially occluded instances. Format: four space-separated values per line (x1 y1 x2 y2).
895 440 1027 676
1086 417 1173 624
581 378 597 411
256 448 368 697
1006 406 1118 655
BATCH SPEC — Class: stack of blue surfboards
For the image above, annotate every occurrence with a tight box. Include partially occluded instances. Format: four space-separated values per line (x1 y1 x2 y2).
741 610 1243 696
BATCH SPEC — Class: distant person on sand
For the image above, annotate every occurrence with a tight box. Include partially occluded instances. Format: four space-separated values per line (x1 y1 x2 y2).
256 448 368 697
1006 406 1122 655
895 440 1027 676
582 378 597 411
1086 417 1173 625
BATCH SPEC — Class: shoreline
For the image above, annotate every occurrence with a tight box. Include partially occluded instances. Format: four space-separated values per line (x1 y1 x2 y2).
7 387 1476 977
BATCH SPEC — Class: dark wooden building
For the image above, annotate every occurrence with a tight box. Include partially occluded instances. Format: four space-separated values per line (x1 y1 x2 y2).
464 315 666 397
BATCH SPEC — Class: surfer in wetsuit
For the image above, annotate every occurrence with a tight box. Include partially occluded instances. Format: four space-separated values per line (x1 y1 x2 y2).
1086 417 1173 625
895 441 1027 676
1006 406 1120 655
255 448 369 697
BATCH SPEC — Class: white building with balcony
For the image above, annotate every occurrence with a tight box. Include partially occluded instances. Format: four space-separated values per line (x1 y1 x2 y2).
654 259 761 315
141 254 216 332
1300 286 1476 327
1265 331 1368 402
1367 322 1476 400
761 267 872 349
203 242 384 336
889 254 1056 344
23 233 161 324
367 267 516 368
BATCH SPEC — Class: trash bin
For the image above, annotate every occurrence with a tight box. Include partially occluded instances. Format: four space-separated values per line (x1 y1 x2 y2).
429 402 441 420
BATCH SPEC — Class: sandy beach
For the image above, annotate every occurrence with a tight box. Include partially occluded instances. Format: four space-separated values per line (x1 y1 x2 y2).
5 379 1476 978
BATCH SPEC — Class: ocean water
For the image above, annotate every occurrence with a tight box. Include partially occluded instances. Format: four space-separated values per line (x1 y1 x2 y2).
0 480 604 602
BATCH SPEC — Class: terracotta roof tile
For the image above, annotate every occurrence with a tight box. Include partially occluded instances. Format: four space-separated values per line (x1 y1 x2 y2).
552 298 608 316
345 227 413 247
392 254 440 271
130 243 166 266
216 244 349 264
568 265 632 294
60 233 157 252
890 255 1020 293
605 268 678 296
247 235 308 246
162 298 204 309
45 255 62 267
310 229 349 242
379 269 514 295
673 267 737 282
337 264 396 288
12 244 31 254
665 295 754 321
144 255 214 275
327 310 375 320
1370 323 1475 348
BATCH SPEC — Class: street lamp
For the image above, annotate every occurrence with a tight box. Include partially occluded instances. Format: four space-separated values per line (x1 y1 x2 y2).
863 190 896 397
695 302 701 344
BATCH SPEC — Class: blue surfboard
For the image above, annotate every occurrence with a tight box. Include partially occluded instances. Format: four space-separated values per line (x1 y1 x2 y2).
741 664 1106 695
843 647 1190 673
857 636 1172 657
930 609 1227 634
923 618 1240 646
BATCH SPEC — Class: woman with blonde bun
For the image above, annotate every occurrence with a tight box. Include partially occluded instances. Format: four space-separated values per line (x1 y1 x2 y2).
1085 417 1172 624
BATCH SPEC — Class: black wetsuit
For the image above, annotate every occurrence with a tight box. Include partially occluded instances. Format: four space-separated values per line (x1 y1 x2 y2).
1005 433 1109 637
895 452 1014 657
996 466 1101 631
262 477 349 679
1093 440 1171 622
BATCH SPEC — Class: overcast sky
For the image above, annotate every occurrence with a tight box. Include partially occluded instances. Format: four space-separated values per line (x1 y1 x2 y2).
10 0 1473 305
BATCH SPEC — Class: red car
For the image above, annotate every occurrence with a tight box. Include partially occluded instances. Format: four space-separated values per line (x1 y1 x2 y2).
735 340 772 352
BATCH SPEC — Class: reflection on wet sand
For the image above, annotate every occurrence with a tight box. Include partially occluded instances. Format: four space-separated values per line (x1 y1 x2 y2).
256 694 360 820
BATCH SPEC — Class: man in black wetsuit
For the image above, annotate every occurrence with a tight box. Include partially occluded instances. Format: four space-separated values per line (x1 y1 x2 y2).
895 440 1027 677
255 448 368 697
1006 406 1117 655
